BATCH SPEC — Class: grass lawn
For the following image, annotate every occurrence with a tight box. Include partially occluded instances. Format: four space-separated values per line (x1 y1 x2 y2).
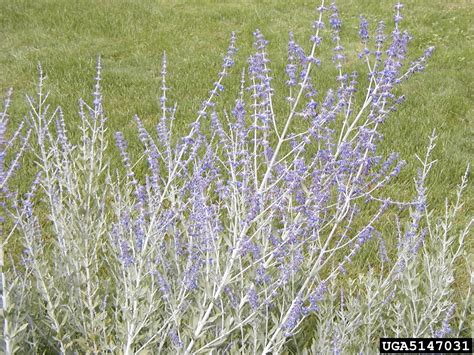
1 0 472 201
1 0 473 328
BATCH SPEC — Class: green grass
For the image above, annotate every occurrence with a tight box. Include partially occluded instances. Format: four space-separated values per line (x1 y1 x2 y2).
1 0 472 293
1 0 472 200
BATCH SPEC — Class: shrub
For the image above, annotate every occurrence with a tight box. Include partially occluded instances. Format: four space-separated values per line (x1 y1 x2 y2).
2 1 472 353
1 88 30 354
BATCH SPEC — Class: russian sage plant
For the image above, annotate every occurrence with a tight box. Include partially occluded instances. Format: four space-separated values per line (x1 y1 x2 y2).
2 1 472 354
1 88 31 354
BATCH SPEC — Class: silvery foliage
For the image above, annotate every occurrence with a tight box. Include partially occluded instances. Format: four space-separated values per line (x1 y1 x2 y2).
2 1 472 354
1 87 31 354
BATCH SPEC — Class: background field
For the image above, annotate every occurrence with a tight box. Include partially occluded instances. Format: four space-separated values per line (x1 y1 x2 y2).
1 0 473 289
1 0 473 203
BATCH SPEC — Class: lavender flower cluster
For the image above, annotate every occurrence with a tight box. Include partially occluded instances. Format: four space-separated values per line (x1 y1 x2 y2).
1 1 471 354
